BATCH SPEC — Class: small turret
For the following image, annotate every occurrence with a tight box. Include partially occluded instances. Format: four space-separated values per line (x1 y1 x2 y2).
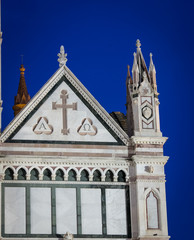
149 53 157 93
13 64 31 116
126 40 161 137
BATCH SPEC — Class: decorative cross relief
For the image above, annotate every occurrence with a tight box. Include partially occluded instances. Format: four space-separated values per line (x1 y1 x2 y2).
52 90 77 135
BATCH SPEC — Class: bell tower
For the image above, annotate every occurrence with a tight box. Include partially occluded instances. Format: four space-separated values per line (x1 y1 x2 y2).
12 64 30 116
126 40 161 137
126 40 169 240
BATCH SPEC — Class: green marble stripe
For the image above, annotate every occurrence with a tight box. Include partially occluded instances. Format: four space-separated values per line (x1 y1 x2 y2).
76 187 82 234
26 186 31 234
101 187 107 235
51 187 56 235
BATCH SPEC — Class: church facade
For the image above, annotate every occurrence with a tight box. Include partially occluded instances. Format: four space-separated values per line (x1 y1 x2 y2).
0 9 169 239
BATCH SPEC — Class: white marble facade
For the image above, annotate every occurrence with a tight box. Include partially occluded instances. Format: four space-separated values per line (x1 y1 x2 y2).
4 187 26 234
106 189 127 235
81 188 102 234
30 188 52 234
56 188 77 234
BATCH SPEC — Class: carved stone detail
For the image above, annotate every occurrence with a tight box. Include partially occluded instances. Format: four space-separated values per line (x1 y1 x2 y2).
52 90 77 135
33 117 53 135
77 118 97 136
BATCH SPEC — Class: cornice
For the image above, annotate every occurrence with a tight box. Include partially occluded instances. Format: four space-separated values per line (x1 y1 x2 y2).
131 155 169 165
131 136 168 145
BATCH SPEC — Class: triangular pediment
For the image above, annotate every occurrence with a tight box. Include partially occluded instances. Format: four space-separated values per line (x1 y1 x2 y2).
1 66 129 146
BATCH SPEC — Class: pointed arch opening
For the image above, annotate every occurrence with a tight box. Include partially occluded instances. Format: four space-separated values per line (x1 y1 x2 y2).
18 168 26 180
30 168 39 180
43 168 52 181
4 168 14 180
93 170 101 182
146 191 159 229
105 170 114 182
68 169 77 181
80 169 89 181
56 169 64 181
118 170 126 182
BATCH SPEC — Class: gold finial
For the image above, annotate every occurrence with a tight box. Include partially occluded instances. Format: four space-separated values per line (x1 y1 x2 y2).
20 64 25 75
136 39 141 49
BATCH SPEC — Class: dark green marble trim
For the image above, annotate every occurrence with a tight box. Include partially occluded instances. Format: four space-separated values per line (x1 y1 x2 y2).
126 186 131 237
101 188 107 235
26 186 31 234
6 76 125 146
6 139 121 146
51 187 56 235
76 187 82 234
2 183 131 238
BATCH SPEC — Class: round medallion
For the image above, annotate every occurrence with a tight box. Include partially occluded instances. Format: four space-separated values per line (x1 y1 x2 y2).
142 106 152 120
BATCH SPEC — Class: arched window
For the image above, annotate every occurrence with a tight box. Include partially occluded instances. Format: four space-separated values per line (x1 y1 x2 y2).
4 168 14 180
56 169 64 181
30 168 39 180
93 170 101 182
80 169 89 181
105 170 113 182
118 170 126 182
43 169 52 181
68 169 77 181
146 191 159 229
18 168 26 180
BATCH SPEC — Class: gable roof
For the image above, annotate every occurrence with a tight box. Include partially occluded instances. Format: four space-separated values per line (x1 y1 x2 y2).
0 65 130 146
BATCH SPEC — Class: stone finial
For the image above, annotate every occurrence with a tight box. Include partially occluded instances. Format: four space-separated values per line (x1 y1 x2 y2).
57 45 67 67
126 65 133 85
136 39 141 49
149 53 156 73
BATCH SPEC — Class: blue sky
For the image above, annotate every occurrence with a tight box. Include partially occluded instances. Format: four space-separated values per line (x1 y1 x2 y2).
1 0 194 239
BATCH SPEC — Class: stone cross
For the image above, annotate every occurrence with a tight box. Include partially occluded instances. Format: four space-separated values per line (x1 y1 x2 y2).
52 90 77 135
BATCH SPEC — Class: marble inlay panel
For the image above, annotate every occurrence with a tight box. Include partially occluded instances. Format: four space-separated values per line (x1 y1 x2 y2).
56 188 77 234
4 187 26 234
106 189 127 235
147 192 159 229
81 188 102 234
30 188 51 234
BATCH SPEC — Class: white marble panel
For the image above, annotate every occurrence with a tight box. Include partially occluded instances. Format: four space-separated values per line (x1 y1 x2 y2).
147 192 159 229
81 188 102 234
4 187 26 234
30 188 51 234
106 189 127 235
56 188 77 234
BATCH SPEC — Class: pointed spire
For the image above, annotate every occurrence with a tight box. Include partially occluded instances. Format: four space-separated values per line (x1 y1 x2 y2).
149 53 156 73
149 53 157 92
13 64 31 116
132 53 139 90
58 45 67 67
126 65 133 85
136 39 141 49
